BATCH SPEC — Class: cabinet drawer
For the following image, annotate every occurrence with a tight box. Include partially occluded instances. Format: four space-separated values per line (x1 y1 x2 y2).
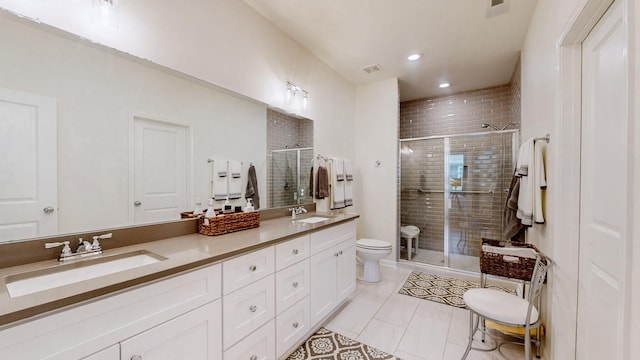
275 258 309 314
223 246 274 295
275 235 309 271
223 274 275 349
276 297 309 359
309 221 356 255
223 319 275 360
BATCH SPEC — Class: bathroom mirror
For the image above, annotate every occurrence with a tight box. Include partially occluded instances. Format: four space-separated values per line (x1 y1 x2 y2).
0 11 313 244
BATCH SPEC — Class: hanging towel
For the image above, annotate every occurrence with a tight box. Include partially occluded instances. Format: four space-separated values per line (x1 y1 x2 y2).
334 157 345 181
503 171 523 239
245 164 260 209
516 138 546 226
330 158 345 209
343 159 353 207
212 159 228 200
309 166 314 200
316 164 329 199
344 159 354 181
533 141 547 224
228 160 242 199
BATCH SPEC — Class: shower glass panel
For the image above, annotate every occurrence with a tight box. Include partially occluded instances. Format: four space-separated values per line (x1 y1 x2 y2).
399 130 518 272
269 147 314 208
399 138 445 267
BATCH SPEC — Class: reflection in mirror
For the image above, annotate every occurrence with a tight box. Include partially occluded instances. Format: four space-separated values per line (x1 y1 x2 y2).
1 11 319 244
266 109 314 208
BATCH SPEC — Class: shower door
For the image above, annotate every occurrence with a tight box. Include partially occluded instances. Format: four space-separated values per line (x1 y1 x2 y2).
399 138 445 266
269 147 314 208
399 130 518 271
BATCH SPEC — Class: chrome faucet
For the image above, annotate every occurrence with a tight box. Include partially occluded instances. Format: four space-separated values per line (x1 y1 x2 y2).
288 206 308 220
45 233 112 261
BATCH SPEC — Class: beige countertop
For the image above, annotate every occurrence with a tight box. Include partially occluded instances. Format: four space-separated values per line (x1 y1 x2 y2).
0 212 359 328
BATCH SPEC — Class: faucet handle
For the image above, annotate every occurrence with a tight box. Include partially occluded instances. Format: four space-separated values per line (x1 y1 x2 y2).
91 233 112 251
45 241 72 257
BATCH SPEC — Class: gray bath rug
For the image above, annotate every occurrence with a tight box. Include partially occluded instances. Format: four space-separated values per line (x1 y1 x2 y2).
286 327 401 360
398 271 515 308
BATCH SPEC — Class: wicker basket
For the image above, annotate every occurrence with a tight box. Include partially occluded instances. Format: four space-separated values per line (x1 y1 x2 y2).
196 211 260 236
480 238 540 281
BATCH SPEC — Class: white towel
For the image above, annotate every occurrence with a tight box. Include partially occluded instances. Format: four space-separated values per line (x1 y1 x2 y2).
482 245 538 259
516 138 546 225
212 159 228 200
330 158 345 209
334 157 345 181
533 141 547 224
344 159 353 181
228 160 242 199
343 159 353 206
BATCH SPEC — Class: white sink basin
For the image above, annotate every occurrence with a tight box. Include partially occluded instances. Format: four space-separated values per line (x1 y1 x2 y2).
297 216 330 224
4 250 167 298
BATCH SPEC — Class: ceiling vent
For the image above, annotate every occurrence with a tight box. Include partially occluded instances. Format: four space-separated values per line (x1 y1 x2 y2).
362 64 383 74
487 0 509 17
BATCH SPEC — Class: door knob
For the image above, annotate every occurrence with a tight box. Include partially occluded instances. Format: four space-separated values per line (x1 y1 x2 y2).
134 201 142 206
249 305 257 312
43 206 55 214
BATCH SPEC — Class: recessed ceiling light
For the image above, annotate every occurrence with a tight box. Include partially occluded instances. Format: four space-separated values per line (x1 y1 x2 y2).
407 53 421 61
439 82 450 88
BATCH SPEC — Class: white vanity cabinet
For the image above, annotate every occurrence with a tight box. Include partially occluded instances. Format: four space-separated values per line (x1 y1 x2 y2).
309 222 356 326
1 264 222 360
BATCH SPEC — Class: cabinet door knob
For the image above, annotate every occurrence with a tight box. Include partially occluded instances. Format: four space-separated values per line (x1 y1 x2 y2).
131 356 142 360
250 356 258 360
250 305 257 312
292 322 299 328
334 252 339 257
292 248 299 255
134 201 142 206
292 281 299 288
339 250 343 255
249 265 257 272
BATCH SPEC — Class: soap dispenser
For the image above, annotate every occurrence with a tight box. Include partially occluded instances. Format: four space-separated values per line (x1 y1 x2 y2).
205 198 216 217
193 198 203 215
224 197 232 211
244 198 255 212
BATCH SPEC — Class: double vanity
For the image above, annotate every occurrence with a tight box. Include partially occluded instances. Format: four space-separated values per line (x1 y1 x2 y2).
0 211 358 360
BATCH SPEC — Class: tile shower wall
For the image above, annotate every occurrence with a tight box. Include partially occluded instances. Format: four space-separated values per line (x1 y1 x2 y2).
267 109 313 208
399 79 520 258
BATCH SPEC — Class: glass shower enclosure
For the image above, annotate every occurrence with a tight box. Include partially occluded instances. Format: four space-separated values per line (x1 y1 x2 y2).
268 147 314 208
399 130 519 272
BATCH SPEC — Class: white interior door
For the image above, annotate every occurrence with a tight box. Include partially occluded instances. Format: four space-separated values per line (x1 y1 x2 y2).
0 88 57 242
577 1 630 359
132 116 189 224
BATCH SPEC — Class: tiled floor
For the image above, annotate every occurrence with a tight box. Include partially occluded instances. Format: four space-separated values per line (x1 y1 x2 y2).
323 264 526 360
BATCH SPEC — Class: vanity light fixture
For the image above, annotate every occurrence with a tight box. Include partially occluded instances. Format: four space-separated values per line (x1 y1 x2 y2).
407 53 421 61
439 82 450 88
286 81 309 109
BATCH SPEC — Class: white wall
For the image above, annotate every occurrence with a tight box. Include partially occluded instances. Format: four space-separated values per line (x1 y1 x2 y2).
353 78 399 257
521 0 639 358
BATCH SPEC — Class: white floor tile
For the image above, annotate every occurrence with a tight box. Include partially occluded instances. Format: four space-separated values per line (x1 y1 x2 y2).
375 293 420 328
394 350 428 360
357 318 406 355
324 296 383 335
397 312 449 360
357 279 400 303
414 298 454 321
442 341 497 360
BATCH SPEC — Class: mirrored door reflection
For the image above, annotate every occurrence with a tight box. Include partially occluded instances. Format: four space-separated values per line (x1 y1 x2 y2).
399 138 445 266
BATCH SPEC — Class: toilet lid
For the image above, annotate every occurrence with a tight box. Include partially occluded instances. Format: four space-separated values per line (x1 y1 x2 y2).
357 238 392 250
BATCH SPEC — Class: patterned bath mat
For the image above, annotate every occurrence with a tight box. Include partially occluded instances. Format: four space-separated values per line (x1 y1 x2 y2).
398 271 515 308
286 327 400 360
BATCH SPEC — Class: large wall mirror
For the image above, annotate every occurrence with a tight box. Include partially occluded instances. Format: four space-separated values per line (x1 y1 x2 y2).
0 11 313 244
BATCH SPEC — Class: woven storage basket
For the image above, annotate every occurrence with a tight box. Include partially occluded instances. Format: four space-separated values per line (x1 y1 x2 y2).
197 211 260 236
480 238 540 281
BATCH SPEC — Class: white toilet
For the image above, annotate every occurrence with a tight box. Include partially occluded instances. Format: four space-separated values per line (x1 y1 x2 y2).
356 238 392 283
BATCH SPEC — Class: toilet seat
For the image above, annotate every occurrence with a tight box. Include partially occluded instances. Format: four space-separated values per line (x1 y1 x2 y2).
357 238 392 250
